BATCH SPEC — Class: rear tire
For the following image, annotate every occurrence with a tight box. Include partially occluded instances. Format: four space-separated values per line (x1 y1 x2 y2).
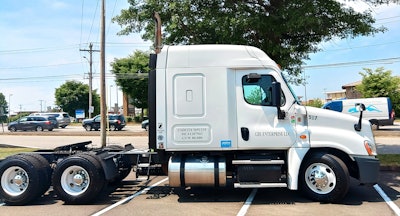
18 153 52 195
0 154 45 205
52 155 105 204
299 153 349 203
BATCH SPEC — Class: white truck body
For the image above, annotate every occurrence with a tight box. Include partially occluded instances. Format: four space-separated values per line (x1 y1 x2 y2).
148 45 380 202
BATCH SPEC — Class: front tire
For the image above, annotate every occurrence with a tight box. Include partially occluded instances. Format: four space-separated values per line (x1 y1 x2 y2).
299 153 349 203
52 154 105 204
85 125 92 131
9 126 17 132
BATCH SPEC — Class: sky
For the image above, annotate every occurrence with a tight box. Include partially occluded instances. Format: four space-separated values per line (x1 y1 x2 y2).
0 0 399 115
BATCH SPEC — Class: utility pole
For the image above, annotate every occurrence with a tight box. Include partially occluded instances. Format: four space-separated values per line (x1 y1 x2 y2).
80 43 99 118
39 100 44 112
100 0 107 147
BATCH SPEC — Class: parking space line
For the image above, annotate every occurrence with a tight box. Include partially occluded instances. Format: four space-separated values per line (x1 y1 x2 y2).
374 184 400 216
237 188 258 216
91 177 168 216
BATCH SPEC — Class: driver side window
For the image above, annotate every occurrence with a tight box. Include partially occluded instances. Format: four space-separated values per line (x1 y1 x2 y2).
242 74 285 106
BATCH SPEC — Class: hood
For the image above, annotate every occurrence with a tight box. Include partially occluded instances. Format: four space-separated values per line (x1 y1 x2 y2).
305 106 376 155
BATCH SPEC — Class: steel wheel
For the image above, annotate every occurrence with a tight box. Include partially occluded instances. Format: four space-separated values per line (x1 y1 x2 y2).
0 155 43 205
1 166 29 196
304 163 336 194
109 124 116 131
300 153 349 202
60 165 90 196
52 155 105 204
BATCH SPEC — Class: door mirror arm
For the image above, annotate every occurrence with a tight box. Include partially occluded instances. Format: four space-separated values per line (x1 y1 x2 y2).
272 82 285 119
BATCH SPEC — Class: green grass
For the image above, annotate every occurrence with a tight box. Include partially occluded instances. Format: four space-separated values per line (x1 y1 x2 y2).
0 147 37 160
377 154 400 166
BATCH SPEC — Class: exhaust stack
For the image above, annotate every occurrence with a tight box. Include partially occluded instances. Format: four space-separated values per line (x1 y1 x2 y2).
153 12 162 54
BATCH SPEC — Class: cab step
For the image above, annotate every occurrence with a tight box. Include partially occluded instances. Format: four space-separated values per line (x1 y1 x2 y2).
232 159 284 165
234 182 287 188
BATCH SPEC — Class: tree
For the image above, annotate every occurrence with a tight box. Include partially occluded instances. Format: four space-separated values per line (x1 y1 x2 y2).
55 81 100 118
110 50 150 119
357 67 400 116
113 0 385 82
0 93 8 123
307 98 324 108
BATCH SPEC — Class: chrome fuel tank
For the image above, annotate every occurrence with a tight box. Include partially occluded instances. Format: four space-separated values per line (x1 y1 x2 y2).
168 155 226 187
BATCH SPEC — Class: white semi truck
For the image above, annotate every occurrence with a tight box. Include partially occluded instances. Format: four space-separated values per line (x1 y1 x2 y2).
0 23 379 206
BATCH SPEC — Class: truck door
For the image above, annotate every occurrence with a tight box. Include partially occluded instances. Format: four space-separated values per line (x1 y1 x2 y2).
235 70 296 149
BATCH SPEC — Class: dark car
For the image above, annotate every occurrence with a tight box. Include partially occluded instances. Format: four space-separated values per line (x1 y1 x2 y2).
82 114 126 131
8 116 56 132
30 112 71 128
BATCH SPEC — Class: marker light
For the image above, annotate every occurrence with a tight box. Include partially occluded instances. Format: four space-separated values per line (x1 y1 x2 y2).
364 140 376 156
300 134 307 140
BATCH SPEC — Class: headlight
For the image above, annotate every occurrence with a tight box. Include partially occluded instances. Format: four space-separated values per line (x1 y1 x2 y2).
364 140 377 156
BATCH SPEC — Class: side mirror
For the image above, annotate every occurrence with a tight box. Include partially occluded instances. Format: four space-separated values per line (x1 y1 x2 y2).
272 82 285 119
354 103 365 131
356 103 366 112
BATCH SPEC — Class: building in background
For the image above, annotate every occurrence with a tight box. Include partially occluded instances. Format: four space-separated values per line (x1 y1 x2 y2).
342 81 362 99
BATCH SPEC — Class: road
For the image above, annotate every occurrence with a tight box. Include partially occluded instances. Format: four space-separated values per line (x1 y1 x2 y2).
0 125 399 215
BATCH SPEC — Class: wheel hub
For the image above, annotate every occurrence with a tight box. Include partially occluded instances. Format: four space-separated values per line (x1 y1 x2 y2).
311 169 329 189
73 173 84 186
12 172 26 186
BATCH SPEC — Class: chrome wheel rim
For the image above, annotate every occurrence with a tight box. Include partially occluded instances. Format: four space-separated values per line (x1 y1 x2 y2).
305 163 336 194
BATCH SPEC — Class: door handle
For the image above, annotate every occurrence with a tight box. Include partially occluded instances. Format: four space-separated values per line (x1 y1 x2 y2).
241 127 249 141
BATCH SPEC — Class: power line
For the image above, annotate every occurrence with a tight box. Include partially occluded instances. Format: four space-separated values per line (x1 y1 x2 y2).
303 57 400 69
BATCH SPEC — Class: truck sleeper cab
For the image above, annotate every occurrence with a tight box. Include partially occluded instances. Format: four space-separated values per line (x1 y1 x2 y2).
148 45 379 202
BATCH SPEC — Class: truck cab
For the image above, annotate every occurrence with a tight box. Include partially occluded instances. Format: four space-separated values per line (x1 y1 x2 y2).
148 45 379 202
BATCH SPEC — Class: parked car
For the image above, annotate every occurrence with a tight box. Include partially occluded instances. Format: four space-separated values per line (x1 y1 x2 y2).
82 114 126 131
30 112 71 128
141 119 149 131
8 116 56 132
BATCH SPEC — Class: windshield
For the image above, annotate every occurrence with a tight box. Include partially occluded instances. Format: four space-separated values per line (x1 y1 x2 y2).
281 72 300 105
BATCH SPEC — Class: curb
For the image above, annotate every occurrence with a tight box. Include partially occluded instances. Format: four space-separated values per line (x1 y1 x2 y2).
380 165 400 172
